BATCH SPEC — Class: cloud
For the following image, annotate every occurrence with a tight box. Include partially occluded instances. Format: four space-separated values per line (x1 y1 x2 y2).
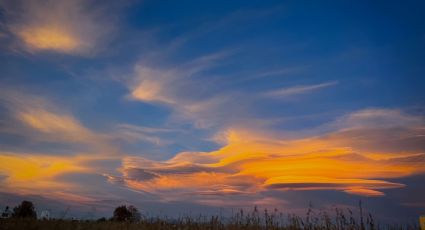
2 88 423 208
112 124 178 146
324 109 425 153
0 89 188 205
0 0 119 55
264 177 404 197
0 90 175 153
334 109 424 129
0 90 127 204
124 46 337 130
18 109 95 142
126 53 326 130
264 81 338 98
0 151 138 210
106 109 425 205
0 90 115 153
128 51 229 104
127 51 246 128
0 152 98 201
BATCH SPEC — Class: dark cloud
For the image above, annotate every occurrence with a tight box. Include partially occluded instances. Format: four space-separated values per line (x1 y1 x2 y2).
124 168 158 181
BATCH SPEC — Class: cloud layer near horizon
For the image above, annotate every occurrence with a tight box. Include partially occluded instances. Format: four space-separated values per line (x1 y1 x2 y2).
1 90 424 207
106 109 425 205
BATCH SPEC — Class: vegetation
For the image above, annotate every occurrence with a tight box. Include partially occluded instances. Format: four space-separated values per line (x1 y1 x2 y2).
11 200 37 219
112 205 141 222
0 201 420 230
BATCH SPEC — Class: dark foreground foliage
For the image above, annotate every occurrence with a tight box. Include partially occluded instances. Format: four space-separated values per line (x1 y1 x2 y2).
11 201 36 219
112 205 141 222
0 207 420 230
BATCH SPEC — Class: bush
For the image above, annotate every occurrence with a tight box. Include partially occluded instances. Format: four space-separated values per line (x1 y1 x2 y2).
113 205 140 222
12 200 37 219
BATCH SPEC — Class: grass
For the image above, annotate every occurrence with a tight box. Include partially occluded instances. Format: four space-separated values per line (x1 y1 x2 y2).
0 206 420 230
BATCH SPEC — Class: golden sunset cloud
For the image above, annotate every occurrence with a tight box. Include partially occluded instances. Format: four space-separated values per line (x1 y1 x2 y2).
1 0 116 55
107 110 425 205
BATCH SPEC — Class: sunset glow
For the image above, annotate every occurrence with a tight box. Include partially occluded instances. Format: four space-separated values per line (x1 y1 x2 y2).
17 27 80 52
0 0 424 221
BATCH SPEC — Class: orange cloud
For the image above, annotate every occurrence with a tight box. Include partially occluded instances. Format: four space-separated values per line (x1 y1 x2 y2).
0 153 85 196
16 26 81 53
14 107 117 154
0 90 122 154
18 109 91 138
0 90 171 204
0 152 121 204
107 109 425 205
1 0 116 55
0 154 85 180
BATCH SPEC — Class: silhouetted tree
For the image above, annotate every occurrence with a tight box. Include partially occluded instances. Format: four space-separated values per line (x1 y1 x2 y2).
113 205 140 222
128 205 141 221
12 201 37 219
113 205 131 221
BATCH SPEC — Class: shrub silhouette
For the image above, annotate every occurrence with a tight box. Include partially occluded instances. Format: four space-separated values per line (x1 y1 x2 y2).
113 205 140 222
128 205 141 222
12 200 37 219
113 205 131 221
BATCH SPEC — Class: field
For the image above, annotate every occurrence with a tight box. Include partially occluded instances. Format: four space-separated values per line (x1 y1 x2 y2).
0 207 420 230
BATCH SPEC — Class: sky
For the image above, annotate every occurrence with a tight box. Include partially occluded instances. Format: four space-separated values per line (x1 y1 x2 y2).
0 0 424 223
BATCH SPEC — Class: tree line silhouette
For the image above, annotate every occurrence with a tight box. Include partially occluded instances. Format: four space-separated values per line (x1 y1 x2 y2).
1 200 140 221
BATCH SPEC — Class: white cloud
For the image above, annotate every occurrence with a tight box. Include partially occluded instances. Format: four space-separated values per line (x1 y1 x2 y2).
264 81 338 98
335 108 424 129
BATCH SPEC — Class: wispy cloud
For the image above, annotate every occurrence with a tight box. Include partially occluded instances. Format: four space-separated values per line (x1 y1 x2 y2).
264 81 339 98
0 89 177 154
334 109 424 129
0 90 115 153
0 0 121 55
113 124 180 146
129 51 230 103
126 51 244 128
123 44 338 130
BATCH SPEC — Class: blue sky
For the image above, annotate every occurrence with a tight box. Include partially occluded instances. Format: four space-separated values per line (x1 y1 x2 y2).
0 0 424 222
